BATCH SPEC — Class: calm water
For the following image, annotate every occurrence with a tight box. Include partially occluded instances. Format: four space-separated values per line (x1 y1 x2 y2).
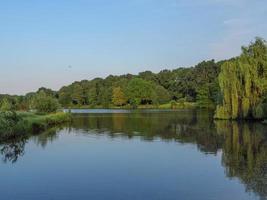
1 109 267 200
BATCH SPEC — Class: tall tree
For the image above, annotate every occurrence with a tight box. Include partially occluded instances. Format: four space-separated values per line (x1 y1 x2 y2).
112 87 127 106
126 78 156 106
215 38 267 119
196 86 214 109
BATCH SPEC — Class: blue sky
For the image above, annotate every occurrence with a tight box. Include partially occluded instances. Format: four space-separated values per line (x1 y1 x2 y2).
0 0 266 95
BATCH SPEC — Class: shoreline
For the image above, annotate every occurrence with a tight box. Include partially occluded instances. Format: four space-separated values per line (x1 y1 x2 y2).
0 112 71 140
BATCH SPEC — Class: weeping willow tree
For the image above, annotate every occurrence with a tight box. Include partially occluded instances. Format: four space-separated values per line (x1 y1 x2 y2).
215 38 267 119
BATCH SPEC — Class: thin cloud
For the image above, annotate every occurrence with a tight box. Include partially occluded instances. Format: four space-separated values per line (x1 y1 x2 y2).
209 17 253 60
223 18 243 25
170 0 247 8
209 0 267 61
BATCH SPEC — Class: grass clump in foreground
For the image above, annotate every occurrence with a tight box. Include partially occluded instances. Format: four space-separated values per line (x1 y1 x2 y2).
19 112 72 132
0 111 71 140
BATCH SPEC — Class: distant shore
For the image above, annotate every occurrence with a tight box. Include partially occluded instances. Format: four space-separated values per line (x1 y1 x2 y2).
63 102 201 110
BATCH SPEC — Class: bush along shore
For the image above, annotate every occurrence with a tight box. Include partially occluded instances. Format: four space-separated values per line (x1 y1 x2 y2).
66 101 198 110
0 111 71 140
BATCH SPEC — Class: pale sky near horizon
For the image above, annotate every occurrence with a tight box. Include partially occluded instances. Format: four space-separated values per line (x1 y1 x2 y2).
0 0 267 95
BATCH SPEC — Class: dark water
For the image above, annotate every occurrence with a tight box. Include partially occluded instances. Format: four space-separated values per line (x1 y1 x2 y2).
1 109 267 200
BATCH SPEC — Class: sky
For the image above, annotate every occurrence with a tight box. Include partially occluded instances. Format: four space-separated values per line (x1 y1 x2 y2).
0 0 267 95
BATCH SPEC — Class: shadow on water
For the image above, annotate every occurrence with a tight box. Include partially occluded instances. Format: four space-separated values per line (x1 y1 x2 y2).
0 109 267 199
216 121 267 199
0 127 60 163
71 110 223 154
0 136 27 163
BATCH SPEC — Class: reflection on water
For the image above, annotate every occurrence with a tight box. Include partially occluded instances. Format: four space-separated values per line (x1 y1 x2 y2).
71 110 222 153
1 109 267 199
0 128 60 163
0 136 26 163
216 121 267 198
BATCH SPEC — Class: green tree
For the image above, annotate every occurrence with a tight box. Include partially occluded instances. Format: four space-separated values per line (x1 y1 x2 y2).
58 87 72 107
126 78 156 106
215 38 267 119
71 83 85 105
0 98 13 112
32 91 60 113
112 87 127 106
37 87 57 97
196 85 214 109
154 85 171 104
99 87 112 108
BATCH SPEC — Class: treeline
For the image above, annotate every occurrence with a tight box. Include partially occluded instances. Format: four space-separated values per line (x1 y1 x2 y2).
0 59 221 110
0 88 60 113
57 59 221 108
1 37 267 119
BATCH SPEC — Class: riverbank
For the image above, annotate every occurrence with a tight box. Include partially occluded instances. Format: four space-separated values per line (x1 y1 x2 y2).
0 111 71 140
64 102 199 110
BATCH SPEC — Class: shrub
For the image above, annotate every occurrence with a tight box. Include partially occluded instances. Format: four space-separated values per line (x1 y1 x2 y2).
0 111 25 137
0 98 13 112
32 91 60 114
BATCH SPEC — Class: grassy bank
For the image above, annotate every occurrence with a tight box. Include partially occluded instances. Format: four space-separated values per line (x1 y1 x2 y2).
19 112 72 132
0 111 71 140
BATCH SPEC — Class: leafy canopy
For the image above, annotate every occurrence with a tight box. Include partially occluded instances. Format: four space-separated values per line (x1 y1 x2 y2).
215 38 267 119
32 91 60 113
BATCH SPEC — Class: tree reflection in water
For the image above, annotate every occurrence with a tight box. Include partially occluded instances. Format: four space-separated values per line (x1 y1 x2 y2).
0 127 59 163
0 110 267 199
32 127 59 148
0 136 26 163
216 121 267 199
71 110 267 199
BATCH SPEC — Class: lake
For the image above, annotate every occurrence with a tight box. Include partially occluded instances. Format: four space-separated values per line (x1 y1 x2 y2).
0 109 267 200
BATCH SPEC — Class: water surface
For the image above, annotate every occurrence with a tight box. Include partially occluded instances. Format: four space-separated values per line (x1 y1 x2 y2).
1 109 267 200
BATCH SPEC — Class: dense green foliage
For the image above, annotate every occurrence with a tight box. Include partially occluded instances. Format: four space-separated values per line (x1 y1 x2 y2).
126 78 157 107
0 111 71 140
0 88 60 113
215 38 267 119
19 112 71 132
2 37 267 120
0 112 24 137
112 87 127 106
0 59 220 109
31 91 60 113
0 98 13 111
